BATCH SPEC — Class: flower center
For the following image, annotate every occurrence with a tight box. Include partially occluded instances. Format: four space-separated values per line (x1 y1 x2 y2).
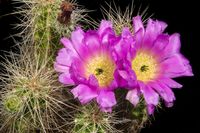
131 51 159 82
84 54 116 87
95 68 104 75
140 65 149 72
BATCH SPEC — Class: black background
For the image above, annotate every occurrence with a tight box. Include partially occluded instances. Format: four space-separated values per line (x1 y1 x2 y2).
0 0 199 132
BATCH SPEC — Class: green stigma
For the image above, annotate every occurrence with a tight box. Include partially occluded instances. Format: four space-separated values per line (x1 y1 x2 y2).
140 65 149 72
95 68 104 75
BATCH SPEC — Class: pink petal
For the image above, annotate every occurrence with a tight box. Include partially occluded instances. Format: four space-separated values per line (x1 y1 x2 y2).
149 81 175 106
56 48 76 67
159 78 182 89
121 27 133 39
71 27 84 46
118 70 130 80
143 19 167 48
151 34 169 55
114 28 134 59
97 91 117 109
162 33 181 58
88 75 99 87
61 38 76 53
54 62 69 73
100 28 115 45
59 73 74 85
84 31 101 52
134 28 144 50
139 82 159 106
98 20 113 37
109 79 118 90
160 54 193 78
147 104 155 115
146 19 167 34
115 69 136 88
71 27 89 58
165 102 174 108
71 84 98 104
126 89 140 106
70 57 86 83
100 107 112 113
133 16 144 32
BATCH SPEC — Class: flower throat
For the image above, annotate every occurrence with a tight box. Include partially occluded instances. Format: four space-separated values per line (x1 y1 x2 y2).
85 54 116 87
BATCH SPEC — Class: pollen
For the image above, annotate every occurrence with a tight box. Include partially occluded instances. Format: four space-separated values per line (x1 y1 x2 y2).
84 53 116 87
131 51 159 82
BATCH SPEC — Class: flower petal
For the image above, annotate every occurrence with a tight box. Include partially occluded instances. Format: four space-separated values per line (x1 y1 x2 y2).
114 27 134 60
97 91 117 110
56 48 77 67
118 70 130 80
143 19 167 48
71 27 89 58
54 62 69 73
88 75 99 87
133 16 144 32
108 79 118 91
149 81 175 107
70 57 86 84
114 59 136 88
126 89 140 106
100 107 112 113
160 54 193 78
71 27 84 47
116 69 136 88
60 38 77 55
98 20 113 37
162 33 181 58
146 19 167 35
139 82 159 106
151 34 169 55
100 27 115 46
71 84 98 104
59 73 74 85
159 78 182 89
83 31 101 53
134 28 144 50
147 104 155 115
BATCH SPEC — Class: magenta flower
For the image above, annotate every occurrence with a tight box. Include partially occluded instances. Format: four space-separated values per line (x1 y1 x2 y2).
114 16 193 114
54 20 120 112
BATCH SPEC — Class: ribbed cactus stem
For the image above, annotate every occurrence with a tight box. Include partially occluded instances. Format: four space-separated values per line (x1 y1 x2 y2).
73 103 117 133
33 4 55 61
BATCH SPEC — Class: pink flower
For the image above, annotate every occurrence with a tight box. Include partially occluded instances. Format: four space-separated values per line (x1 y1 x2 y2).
114 16 193 114
54 20 120 112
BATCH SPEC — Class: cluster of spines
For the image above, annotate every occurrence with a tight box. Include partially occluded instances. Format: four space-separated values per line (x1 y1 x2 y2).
0 0 87 132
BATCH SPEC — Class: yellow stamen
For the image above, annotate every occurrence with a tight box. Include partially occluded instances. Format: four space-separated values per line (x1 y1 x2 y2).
84 53 116 87
131 51 159 82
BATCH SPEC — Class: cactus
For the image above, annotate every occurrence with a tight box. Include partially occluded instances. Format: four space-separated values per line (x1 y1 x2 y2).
0 0 88 132
0 46 74 132
0 0 172 133
72 103 124 133
12 0 87 59
101 1 151 35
